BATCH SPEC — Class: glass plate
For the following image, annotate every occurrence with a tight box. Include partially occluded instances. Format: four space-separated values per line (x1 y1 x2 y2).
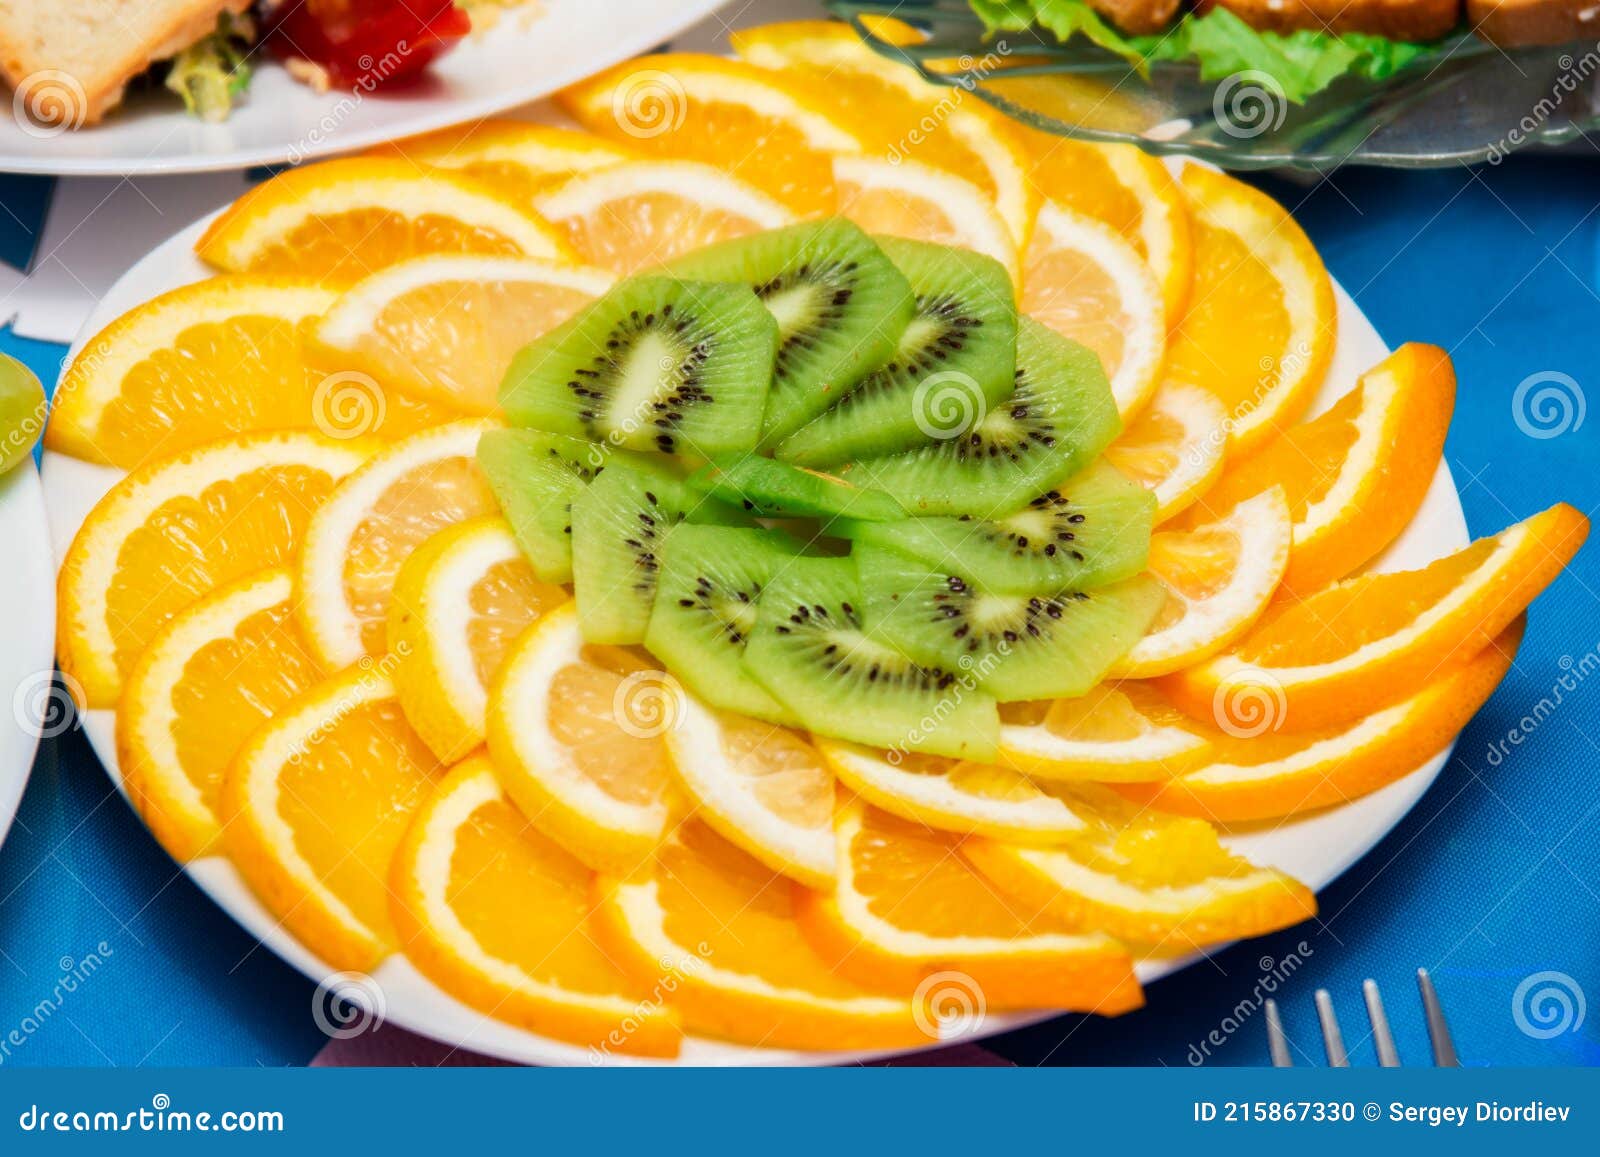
828 0 1600 170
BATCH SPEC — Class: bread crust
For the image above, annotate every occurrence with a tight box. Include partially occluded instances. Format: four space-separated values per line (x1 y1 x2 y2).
0 0 252 125
1194 0 1463 40
1467 0 1600 45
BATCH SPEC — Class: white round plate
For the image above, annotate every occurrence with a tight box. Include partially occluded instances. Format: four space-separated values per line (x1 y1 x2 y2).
40 183 1468 1066
0 457 56 852
0 0 728 176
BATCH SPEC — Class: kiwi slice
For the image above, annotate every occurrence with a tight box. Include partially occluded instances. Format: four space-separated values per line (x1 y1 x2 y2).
498 276 778 455
476 428 656 583
773 237 1016 468
646 524 804 725
854 545 1165 701
569 458 745 643
685 455 904 522
834 317 1121 516
741 556 999 759
667 218 915 446
841 462 1156 596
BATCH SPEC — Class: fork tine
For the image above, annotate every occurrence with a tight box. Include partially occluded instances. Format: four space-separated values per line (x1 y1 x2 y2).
1314 989 1349 1066
1417 968 1460 1067
1264 998 1293 1067
1363 979 1401 1067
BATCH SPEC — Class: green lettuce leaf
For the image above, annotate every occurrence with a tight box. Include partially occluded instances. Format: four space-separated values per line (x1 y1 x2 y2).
165 12 254 122
969 0 1435 103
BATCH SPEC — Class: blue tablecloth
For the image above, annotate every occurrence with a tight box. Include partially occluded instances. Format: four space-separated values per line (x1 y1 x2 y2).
1 156 1596 1069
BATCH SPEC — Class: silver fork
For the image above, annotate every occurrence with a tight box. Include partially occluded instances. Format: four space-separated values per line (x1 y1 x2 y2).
1265 968 1460 1066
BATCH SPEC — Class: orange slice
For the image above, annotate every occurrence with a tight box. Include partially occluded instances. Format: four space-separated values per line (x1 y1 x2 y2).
1188 342 1456 598
815 738 1098 842
557 54 861 217
57 431 374 706
1019 200 1167 420
221 666 444 971
312 255 614 414
795 800 1143 1013
196 158 574 285
663 695 836 888
1112 487 1292 678
1017 133 1193 322
593 819 928 1051
1163 504 1588 732
1122 618 1522 823
995 684 1216 784
731 19 1033 245
389 756 681 1058
295 419 502 670
388 517 570 764
45 277 447 468
533 160 793 274
116 569 322 862
485 603 676 874
1101 380 1229 524
1161 166 1336 455
831 154 1019 283
374 121 642 201
963 790 1316 949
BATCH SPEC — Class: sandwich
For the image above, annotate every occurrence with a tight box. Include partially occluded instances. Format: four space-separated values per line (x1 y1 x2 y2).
0 0 478 129
972 0 1600 102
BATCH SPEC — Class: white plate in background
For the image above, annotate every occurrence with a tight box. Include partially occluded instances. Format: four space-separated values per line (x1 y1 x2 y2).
0 0 729 176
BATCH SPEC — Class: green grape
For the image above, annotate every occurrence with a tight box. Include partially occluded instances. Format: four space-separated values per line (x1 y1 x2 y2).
0 353 47 477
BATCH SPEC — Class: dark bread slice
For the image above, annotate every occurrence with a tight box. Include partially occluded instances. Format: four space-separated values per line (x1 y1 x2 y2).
1194 0 1462 40
1468 0 1600 44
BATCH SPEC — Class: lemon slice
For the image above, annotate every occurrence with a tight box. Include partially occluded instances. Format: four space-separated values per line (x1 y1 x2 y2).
815 738 1090 842
533 160 793 274
662 694 835 887
295 418 502 670
389 517 569 763
1020 201 1167 422
832 154 1018 282
1102 380 1229 524
485 603 676 874
313 255 615 414
1113 487 1293 678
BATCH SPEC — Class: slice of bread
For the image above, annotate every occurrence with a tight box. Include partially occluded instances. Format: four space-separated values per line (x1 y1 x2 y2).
0 0 251 126
1468 0 1600 44
1194 0 1463 41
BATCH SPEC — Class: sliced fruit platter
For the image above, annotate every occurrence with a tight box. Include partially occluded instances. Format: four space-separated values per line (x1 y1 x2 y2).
42 21 1588 1063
